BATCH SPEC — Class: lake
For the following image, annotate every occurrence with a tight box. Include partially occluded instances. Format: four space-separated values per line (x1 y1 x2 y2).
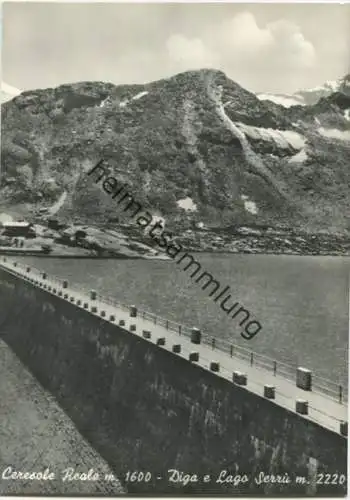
16 254 349 385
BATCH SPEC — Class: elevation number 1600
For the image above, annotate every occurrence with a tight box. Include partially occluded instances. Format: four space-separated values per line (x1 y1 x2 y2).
125 471 152 483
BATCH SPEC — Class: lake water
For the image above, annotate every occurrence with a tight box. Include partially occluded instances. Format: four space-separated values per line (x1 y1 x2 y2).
16 254 349 385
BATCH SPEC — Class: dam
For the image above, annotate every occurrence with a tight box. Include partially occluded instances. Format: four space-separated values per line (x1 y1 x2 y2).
0 257 347 495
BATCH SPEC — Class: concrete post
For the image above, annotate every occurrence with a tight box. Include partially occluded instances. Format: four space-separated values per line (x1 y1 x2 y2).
130 305 137 317
42 273 47 279
191 328 201 344
210 362 220 372
119 319 125 326
157 337 166 346
264 385 275 399
340 421 348 436
26 267 31 273
91 306 97 313
77 299 81 306
90 290 97 300
172 344 181 353
189 352 199 362
83 303 89 309
233 371 247 386
101 310 106 317
296 367 312 391
296 399 308 415
142 330 151 339
63 280 68 289
130 324 136 332
109 315 115 322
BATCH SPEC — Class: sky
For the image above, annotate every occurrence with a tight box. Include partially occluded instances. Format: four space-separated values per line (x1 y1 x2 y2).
2 2 350 94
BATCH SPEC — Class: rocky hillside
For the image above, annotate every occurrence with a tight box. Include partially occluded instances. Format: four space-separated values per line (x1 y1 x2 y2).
1 69 350 234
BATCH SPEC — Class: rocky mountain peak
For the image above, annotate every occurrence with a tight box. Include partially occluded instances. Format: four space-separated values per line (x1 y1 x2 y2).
1 69 349 234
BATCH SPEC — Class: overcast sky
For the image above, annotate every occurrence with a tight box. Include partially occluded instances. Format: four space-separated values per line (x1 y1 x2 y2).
2 2 350 94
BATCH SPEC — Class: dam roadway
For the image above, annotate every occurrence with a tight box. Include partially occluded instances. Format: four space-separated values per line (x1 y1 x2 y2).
0 257 347 437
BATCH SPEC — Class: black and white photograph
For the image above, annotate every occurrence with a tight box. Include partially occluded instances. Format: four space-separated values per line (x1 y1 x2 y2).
0 1 349 496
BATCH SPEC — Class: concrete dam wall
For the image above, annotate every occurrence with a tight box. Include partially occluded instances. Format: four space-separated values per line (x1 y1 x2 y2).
0 268 347 495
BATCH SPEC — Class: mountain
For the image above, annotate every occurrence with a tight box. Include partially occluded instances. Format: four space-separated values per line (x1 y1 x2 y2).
1 82 22 104
258 74 350 107
1 69 350 234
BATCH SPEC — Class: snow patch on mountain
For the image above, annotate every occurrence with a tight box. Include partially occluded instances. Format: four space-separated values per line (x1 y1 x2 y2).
235 122 306 151
49 191 68 216
318 127 350 141
132 91 149 101
241 195 258 215
1 82 21 103
289 149 308 164
177 197 197 212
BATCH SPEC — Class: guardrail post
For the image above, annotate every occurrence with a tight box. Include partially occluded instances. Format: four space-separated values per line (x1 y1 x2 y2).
42 272 47 280
166 320 169 329
273 361 277 376
250 352 254 366
178 325 182 335
90 290 97 300
339 385 343 404
130 305 137 318
230 345 233 357
212 338 216 350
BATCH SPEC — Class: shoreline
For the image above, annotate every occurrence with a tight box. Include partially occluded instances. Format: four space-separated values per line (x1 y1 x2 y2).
4 250 350 259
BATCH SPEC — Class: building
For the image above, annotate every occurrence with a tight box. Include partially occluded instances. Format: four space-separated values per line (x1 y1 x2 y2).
1 222 36 238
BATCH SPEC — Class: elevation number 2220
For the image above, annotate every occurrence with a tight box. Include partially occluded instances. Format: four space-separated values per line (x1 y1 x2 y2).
316 474 346 485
